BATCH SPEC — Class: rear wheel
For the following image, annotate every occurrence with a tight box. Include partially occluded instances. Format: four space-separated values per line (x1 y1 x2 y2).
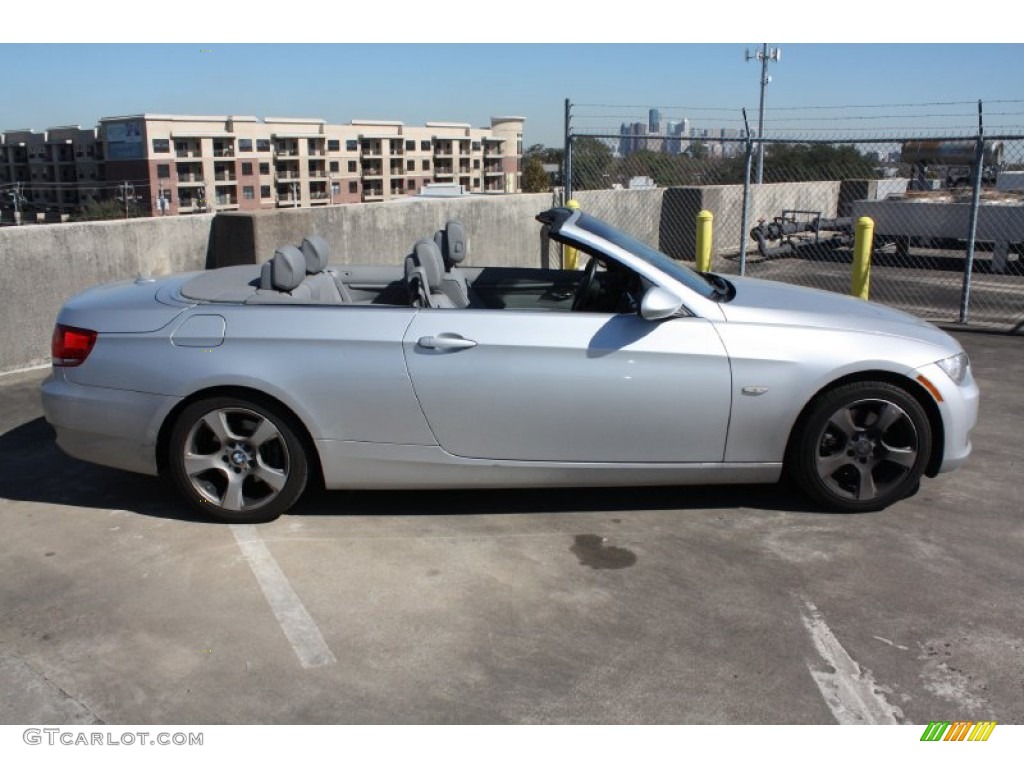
168 396 308 523
789 382 931 512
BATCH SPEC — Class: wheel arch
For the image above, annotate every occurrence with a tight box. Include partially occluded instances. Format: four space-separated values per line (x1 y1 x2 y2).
784 370 945 478
156 385 325 490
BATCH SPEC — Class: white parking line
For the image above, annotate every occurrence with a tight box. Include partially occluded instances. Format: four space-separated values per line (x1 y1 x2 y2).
800 599 901 724
231 524 337 669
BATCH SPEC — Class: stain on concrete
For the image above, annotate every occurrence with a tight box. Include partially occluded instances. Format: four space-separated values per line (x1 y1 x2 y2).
570 534 637 570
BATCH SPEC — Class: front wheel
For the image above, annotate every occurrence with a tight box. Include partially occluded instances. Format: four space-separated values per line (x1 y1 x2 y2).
168 397 309 523
788 382 932 512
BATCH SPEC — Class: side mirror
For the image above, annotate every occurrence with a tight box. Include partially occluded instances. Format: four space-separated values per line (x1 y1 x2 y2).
640 286 684 321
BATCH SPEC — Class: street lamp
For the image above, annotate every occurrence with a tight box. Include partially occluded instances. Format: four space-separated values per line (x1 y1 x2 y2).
745 44 781 184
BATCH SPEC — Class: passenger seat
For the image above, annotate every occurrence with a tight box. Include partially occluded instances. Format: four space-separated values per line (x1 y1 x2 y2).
433 220 479 308
405 239 456 309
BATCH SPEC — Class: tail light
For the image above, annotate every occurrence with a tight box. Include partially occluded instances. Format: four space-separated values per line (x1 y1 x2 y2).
52 324 98 367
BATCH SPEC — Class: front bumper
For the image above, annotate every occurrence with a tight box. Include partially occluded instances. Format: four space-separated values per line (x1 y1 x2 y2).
41 370 181 477
912 360 979 474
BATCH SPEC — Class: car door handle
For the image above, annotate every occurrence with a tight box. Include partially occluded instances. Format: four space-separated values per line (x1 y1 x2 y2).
417 334 478 351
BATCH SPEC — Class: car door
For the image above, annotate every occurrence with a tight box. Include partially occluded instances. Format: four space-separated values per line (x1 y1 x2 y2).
402 307 732 463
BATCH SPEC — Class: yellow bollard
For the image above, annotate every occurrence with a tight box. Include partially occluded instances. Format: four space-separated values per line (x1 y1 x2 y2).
564 199 581 270
851 216 874 300
696 210 713 272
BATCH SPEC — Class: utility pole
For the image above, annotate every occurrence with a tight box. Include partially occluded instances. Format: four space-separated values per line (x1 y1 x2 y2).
745 44 781 184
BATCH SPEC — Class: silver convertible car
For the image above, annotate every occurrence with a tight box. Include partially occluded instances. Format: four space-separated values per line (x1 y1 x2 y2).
42 207 978 523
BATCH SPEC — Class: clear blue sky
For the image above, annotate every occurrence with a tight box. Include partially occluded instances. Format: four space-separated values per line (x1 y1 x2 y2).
2 39 1021 147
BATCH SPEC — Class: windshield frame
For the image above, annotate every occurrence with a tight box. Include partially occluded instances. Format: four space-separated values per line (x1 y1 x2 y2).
567 213 719 301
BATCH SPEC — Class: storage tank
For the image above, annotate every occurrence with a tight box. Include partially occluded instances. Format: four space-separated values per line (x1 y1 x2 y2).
900 140 1003 166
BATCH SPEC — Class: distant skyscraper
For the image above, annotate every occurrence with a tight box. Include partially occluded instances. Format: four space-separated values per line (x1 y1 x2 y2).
648 108 661 134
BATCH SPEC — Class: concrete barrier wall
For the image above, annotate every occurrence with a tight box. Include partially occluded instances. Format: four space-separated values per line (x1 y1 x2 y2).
0 182 852 374
214 192 562 269
0 214 215 374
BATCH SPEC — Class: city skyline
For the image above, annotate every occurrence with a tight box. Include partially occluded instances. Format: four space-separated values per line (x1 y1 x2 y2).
2 43 1022 149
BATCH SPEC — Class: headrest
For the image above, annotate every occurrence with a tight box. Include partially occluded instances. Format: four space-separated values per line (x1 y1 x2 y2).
434 220 468 268
300 235 329 273
269 246 306 291
413 239 444 289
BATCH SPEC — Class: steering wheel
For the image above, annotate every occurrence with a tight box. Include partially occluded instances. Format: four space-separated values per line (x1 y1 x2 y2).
572 256 600 312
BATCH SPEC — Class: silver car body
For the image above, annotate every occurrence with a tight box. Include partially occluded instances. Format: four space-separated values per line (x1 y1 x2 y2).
41 208 978 510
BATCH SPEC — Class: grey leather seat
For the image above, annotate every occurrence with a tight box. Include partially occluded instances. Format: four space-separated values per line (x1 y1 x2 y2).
253 246 314 302
300 235 352 303
405 239 456 309
433 220 478 308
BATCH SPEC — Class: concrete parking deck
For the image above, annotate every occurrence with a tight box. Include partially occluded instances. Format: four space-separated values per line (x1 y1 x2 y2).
0 329 1021 724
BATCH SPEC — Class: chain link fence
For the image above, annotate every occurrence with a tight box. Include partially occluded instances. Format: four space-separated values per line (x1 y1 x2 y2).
564 102 1024 331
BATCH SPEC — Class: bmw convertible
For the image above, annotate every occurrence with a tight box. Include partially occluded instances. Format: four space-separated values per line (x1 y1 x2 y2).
42 206 978 523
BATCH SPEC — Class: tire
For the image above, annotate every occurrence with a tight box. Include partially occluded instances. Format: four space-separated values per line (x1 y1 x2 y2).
168 396 309 523
788 382 932 512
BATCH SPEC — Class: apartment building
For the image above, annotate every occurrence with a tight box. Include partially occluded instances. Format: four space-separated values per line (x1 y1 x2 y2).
1 113 524 219
99 113 524 216
0 126 105 218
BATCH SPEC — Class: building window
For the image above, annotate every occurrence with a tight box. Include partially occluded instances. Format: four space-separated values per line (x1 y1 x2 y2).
409 180 416 190
260 185 271 199
349 181 358 193
243 186 255 200
157 164 170 178
405 140 415 151
242 162 253 175
473 159 480 169
420 140 431 151
259 162 270 175
326 139 339 152
153 139 170 153
256 139 270 152
473 178 480 188
422 160 431 171
472 141 481 151
329 161 339 172
406 160 415 171
348 161 357 173
346 140 358 151
239 139 253 152
331 181 340 196
175 141 188 153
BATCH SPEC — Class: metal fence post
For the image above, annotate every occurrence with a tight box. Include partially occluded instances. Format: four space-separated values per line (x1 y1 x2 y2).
738 109 755 276
563 99 573 202
959 101 985 324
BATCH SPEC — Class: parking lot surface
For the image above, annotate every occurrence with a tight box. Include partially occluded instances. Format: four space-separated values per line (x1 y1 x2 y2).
1 329 1021 724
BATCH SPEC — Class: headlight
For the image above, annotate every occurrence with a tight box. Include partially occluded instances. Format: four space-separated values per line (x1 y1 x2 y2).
936 352 969 385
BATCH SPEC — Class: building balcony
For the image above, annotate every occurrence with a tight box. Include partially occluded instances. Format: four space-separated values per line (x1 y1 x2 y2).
214 173 236 182
215 195 238 207
275 171 300 180
213 148 234 158
175 150 202 159
177 175 205 184
274 147 299 158
275 195 300 207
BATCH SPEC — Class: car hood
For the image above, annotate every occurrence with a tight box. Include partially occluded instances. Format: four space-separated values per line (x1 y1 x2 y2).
716 275 960 351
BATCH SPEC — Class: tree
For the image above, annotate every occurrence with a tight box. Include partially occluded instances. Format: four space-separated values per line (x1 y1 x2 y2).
570 136 613 191
522 155 551 193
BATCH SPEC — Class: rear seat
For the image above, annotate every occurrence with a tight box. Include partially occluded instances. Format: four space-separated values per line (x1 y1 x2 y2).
250 246 314 303
249 235 353 304
299 235 352 303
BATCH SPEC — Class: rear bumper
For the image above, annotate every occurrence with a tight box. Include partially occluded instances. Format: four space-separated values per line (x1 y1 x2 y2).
41 371 181 476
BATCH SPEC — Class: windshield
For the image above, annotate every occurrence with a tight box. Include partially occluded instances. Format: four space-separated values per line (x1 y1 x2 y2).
575 214 719 300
